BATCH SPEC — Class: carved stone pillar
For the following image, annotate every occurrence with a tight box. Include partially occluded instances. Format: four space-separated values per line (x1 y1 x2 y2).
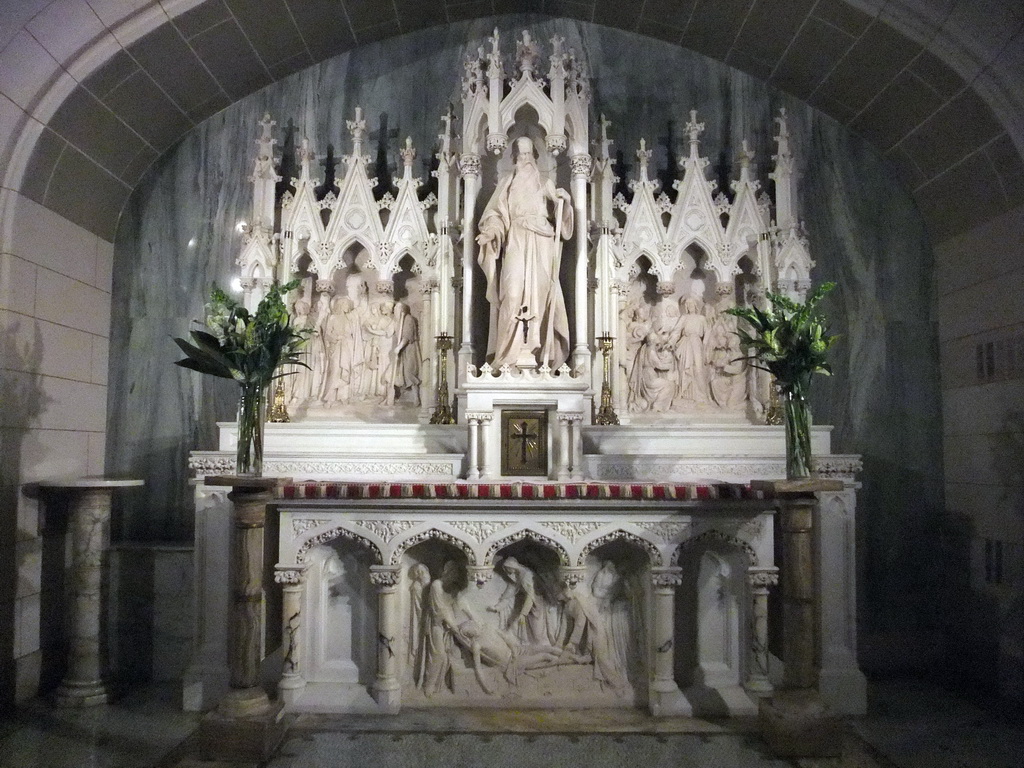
569 412 584 480
648 566 690 716
747 566 778 694
570 153 592 372
370 565 402 713
466 414 481 480
199 476 287 764
39 478 143 707
458 153 481 375
556 413 572 481
478 413 495 478
751 479 843 758
274 563 308 702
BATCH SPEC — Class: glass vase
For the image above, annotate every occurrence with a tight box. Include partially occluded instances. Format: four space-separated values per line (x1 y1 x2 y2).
782 388 812 480
235 381 266 477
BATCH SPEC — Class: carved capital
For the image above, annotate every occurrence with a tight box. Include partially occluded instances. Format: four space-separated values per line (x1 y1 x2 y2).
274 564 309 585
748 567 779 589
465 411 493 424
556 411 584 424
315 279 336 294
569 153 592 178
546 134 567 156
375 280 394 295
656 281 675 296
459 153 481 178
422 278 439 293
238 277 257 291
560 567 587 588
650 567 683 588
369 566 401 588
486 134 508 156
469 566 494 588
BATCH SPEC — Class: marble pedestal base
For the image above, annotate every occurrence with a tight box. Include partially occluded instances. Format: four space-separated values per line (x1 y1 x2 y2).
758 690 843 757
54 681 109 707
199 699 287 763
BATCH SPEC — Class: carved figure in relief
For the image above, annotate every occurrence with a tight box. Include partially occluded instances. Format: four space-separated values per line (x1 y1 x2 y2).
628 300 679 412
286 298 313 403
319 296 354 404
360 300 396 400
309 292 332 399
489 556 552 645
421 560 460 697
558 581 628 693
407 563 431 683
384 300 421 405
706 306 747 408
452 620 569 694
674 297 710 403
476 136 573 369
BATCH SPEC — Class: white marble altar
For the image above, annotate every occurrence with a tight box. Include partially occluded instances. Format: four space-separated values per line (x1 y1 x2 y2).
183 24 868 721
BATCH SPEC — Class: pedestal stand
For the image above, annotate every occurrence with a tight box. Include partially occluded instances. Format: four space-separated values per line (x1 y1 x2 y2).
38 477 143 707
751 478 844 758
199 475 289 763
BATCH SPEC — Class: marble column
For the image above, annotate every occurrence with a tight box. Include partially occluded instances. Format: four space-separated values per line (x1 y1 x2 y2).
570 153 591 373
370 565 402 713
198 476 287 764
205 476 282 718
274 563 308 703
466 414 481 480
478 413 495 479
648 566 690 716
556 413 572 481
458 153 481 376
747 566 779 694
39 477 143 707
569 412 584 480
750 479 843 758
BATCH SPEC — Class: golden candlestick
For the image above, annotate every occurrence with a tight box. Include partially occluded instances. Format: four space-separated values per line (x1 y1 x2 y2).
429 333 456 425
594 334 619 426
268 378 290 423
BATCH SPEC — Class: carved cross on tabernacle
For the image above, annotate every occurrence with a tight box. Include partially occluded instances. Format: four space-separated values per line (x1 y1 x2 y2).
500 410 548 476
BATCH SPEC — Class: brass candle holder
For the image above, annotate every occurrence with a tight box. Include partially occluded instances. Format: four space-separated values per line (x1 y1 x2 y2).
429 332 456 425
268 378 290 423
594 334 619 426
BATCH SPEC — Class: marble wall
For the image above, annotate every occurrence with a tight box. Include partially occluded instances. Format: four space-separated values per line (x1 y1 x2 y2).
108 16 942 639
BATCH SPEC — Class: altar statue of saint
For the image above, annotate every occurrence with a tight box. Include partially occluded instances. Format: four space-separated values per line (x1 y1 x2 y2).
286 298 312 404
318 296 353 405
476 136 574 369
674 296 711 403
384 300 421 406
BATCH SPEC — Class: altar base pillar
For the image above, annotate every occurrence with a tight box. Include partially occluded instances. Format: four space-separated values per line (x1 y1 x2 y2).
370 566 402 713
275 564 308 704
649 567 690 716
747 566 778 695
752 480 843 758
199 476 286 764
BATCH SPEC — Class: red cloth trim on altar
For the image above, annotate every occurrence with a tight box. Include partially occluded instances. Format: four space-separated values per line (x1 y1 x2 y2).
276 482 761 501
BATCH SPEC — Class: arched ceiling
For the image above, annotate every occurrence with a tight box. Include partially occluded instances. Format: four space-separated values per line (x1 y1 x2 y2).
1 0 1022 244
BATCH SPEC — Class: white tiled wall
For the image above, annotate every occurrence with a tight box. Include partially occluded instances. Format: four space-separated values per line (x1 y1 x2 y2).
1 189 113 702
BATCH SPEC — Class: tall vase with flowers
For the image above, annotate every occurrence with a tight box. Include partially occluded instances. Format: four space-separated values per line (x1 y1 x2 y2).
173 280 309 477
727 283 838 480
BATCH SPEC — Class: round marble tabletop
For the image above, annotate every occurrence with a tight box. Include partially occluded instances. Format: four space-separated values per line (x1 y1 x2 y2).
37 477 144 489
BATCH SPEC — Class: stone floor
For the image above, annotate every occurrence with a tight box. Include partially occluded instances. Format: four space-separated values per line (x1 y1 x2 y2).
0 679 1021 768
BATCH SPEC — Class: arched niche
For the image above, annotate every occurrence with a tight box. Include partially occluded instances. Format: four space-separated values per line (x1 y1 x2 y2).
303 541 377 686
674 537 751 716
